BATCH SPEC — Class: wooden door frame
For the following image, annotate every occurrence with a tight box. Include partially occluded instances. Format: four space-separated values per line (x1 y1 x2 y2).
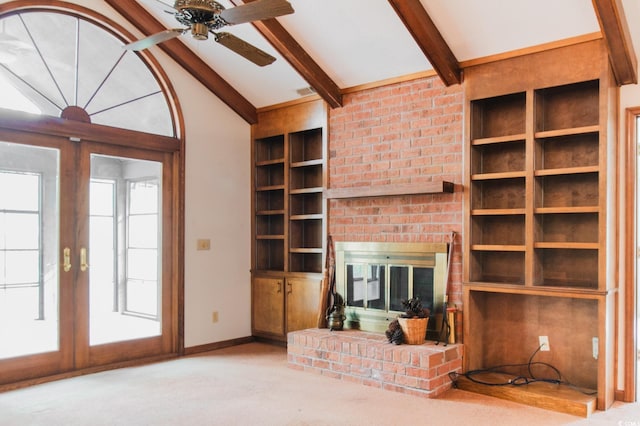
623 107 639 402
75 141 179 368
0 131 77 385
0 109 185 384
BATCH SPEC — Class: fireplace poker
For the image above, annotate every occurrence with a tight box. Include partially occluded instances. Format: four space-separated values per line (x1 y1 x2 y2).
436 231 456 346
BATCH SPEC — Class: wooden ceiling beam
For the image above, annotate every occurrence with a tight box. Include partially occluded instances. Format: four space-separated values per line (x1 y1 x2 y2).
592 0 638 85
105 0 258 124
388 0 461 86
231 0 342 108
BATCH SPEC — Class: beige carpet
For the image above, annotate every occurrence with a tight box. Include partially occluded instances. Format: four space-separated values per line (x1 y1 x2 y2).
0 342 637 425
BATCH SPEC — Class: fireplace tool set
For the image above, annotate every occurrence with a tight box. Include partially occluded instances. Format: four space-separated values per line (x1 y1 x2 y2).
436 231 456 346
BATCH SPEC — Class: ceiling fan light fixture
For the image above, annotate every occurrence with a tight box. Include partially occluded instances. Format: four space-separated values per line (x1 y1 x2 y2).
191 23 209 40
175 0 228 30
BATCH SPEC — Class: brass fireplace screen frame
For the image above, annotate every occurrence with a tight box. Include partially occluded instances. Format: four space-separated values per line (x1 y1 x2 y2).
335 242 448 335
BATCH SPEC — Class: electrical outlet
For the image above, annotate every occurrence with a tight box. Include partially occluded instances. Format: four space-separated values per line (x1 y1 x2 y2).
539 335 550 351
212 311 219 323
592 337 599 359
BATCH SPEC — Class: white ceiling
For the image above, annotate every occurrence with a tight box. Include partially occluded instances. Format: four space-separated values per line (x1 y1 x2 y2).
135 0 640 109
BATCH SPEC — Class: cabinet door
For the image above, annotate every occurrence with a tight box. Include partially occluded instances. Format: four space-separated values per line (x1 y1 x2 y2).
252 277 285 336
286 277 321 333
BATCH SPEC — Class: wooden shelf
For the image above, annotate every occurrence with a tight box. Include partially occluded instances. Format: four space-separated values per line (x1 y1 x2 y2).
472 171 525 180
290 214 323 220
256 209 285 216
471 133 527 145
534 125 599 139
256 185 285 192
256 158 285 167
256 235 284 240
471 208 526 216
291 159 323 168
534 206 599 214
290 187 322 195
324 180 454 199
535 166 598 176
289 248 322 254
454 372 596 417
471 244 525 252
464 282 611 299
534 242 598 249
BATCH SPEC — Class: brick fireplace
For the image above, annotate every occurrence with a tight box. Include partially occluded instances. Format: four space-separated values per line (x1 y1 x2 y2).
287 76 464 398
287 329 462 398
327 74 464 324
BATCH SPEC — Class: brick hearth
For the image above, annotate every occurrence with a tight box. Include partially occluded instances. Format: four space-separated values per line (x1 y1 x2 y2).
287 328 463 398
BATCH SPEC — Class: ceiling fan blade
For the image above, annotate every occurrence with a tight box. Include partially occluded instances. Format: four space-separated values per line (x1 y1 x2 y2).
220 0 294 25
214 32 276 66
124 28 185 51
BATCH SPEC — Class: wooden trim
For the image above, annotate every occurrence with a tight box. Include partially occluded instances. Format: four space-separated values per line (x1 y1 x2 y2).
0 353 178 393
623 106 639 402
387 0 461 86
460 33 603 69
342 70 439 94
256 95 322 114
104 0 258 124
0 108 181 152
592 0 638 85
183 336 255 356
324 181 454 200
230 1 342 108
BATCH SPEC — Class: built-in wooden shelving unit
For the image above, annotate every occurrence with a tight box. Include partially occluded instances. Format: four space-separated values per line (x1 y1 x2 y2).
251 100 327 342
462 40 618 412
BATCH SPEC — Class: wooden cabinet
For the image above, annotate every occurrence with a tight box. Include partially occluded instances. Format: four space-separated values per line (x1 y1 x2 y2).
251 100 327 341
285 276 323 332
251 276 284 336
251 273 323 340
463 40 618 411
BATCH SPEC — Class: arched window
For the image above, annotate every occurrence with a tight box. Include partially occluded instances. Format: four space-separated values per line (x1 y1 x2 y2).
0 9 175 137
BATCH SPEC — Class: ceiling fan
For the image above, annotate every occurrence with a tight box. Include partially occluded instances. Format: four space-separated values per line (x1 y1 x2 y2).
124 0 294 66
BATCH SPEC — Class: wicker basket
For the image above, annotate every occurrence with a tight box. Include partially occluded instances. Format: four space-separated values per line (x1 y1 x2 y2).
397 317 429 345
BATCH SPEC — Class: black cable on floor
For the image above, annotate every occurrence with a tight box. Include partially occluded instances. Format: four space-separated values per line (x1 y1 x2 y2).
448 344 597 396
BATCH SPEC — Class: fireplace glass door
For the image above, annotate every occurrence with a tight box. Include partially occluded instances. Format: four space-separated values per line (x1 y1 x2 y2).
337 242 448 334
346 263 386 309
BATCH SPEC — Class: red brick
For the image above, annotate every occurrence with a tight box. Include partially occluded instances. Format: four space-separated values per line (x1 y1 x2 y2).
395 374 419 388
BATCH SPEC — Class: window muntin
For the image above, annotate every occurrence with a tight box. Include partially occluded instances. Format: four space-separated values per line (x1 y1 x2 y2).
0 11 175 136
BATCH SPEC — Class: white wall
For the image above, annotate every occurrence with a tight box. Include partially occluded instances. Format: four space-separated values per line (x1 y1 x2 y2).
109 16 253 348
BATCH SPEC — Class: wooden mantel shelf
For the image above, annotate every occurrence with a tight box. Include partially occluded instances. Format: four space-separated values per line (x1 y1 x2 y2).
324 181 454 200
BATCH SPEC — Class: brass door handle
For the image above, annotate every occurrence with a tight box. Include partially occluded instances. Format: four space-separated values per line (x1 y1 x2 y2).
276 281 282 293
80 247 89 272
63 247 71 272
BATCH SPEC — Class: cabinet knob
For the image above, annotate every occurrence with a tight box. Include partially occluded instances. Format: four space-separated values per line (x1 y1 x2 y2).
277 281 282 293
287 282 292 294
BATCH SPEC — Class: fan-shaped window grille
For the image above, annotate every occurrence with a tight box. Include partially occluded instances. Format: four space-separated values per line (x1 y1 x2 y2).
0 10 175 137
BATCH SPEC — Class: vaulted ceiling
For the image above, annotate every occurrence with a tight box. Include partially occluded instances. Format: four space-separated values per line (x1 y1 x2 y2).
104 0 639 124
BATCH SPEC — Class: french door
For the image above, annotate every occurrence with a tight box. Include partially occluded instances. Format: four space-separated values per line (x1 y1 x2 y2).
0 127 177 385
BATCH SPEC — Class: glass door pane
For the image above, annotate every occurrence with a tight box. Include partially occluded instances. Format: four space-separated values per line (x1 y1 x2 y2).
89 154 162 345
0 142 59 359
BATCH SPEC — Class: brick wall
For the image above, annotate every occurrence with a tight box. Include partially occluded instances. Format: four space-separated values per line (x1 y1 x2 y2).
328 75 464 307
288 329 463 398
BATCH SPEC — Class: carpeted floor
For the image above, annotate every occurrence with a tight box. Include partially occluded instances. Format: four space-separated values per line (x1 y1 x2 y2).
0 342 637 425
